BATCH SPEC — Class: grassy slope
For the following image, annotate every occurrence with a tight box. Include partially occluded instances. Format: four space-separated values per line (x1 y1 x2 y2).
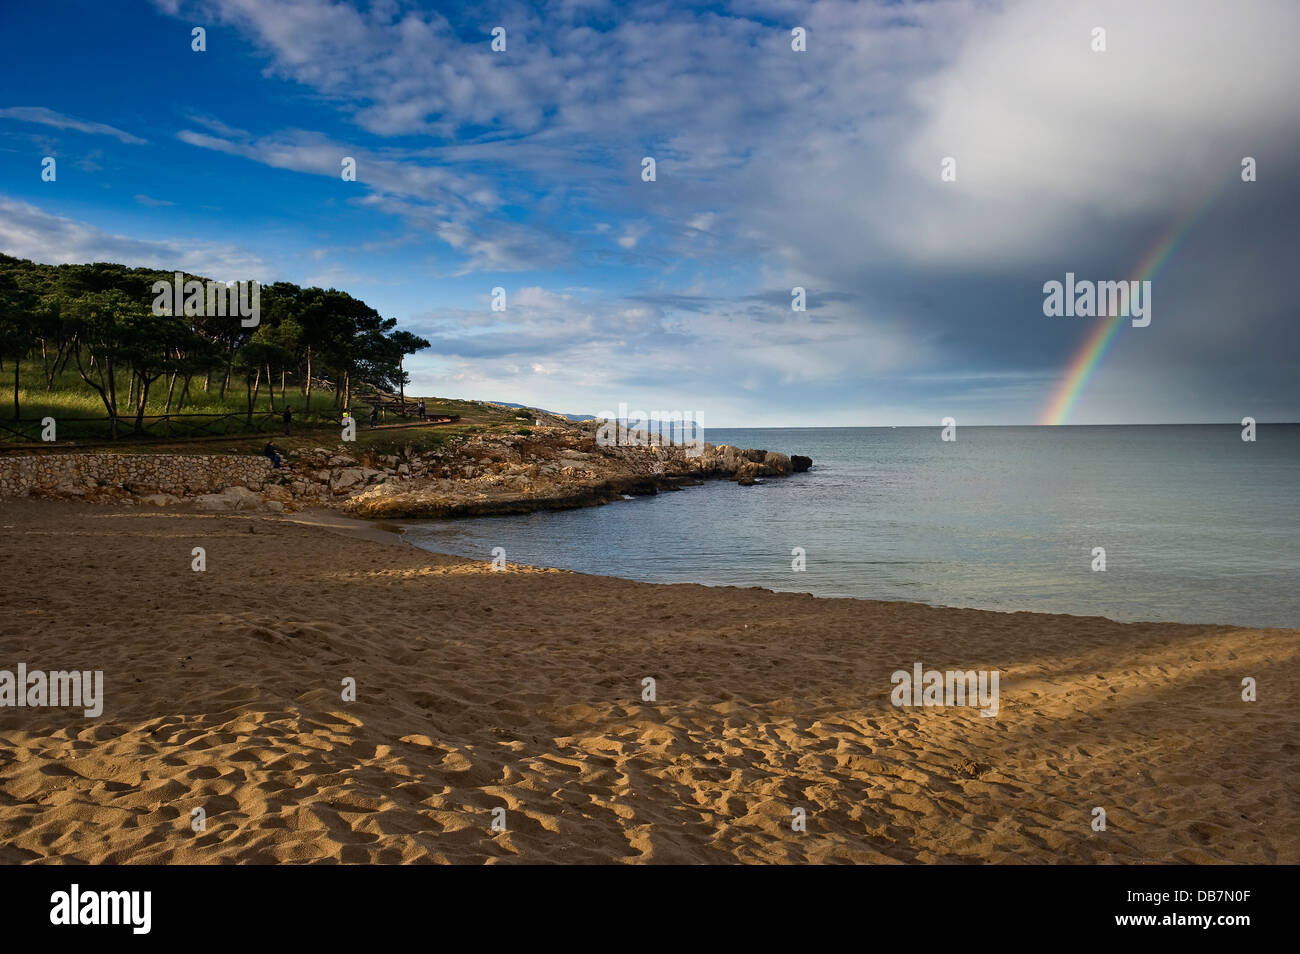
0 363 546 455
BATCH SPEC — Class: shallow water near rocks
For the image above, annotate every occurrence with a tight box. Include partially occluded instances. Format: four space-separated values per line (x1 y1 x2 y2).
402 424 1300 628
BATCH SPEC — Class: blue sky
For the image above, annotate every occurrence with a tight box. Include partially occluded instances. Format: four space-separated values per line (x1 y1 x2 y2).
1 0 1297 425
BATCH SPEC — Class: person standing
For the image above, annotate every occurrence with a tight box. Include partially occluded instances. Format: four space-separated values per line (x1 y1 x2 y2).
282 404 293 435
370 405 379 429
418 399 426 421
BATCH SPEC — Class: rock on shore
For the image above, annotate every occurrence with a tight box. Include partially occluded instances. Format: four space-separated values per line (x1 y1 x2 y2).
0 421 812 518
341 427 805 519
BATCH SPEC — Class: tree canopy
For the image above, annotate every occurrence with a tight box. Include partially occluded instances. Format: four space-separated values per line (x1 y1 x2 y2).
0 253 431 434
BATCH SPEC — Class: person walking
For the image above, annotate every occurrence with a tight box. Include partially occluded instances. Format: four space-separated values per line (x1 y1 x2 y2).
418 399 426 421
282 404 292 435
370 405 379 429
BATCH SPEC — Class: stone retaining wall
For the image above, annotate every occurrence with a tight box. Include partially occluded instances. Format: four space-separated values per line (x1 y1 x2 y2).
0 454 272 498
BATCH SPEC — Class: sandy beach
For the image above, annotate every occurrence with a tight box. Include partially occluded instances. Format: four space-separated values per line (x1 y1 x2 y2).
0 499 1295 864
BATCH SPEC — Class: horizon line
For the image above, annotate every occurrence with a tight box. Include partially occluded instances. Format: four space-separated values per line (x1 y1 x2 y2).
698 421 1297 429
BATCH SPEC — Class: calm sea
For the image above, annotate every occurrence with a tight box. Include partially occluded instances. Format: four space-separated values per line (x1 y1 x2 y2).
401 425 1300 628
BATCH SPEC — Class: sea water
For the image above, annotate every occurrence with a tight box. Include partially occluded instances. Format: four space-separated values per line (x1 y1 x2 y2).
401 425 1299 628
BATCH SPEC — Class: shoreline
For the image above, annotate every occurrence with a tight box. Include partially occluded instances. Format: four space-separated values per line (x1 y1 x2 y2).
1 499 1295 863
54 496 1291 632
386 511 1295 633
0 425 813 520
286 508 417 550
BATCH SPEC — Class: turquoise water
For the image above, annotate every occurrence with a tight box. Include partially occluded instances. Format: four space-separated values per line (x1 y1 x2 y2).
401 425 1300 628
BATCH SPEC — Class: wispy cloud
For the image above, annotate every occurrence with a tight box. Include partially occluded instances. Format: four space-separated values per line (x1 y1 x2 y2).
0 196 270 280
3 0 1293 423
0 106 147 144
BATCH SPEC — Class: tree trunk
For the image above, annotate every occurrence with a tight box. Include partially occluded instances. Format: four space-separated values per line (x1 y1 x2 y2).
247 366 261 424
107 358 118 440
73 343 118 439
134 376 153 433
304 346 312 410
12 357 19 421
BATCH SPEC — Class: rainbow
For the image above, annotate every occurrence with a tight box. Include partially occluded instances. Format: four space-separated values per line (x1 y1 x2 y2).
1039 173 1236 425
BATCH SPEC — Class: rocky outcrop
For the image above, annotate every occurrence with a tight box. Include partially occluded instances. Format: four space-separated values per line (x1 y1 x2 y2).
0 422 813 519
341 430 810 519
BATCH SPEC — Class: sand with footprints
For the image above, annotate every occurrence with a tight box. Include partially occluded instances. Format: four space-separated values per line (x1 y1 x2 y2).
0 500 1295 863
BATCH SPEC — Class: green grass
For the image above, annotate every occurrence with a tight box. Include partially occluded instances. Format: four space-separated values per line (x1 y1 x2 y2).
0 361 542 453
5 364 327 419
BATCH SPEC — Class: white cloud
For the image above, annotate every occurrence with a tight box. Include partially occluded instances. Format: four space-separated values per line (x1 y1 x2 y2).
616 223 648 249
0 107 147 144
157 0 1300 281
0 196 271 280
134 0 1300 422
886 0 1300 263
